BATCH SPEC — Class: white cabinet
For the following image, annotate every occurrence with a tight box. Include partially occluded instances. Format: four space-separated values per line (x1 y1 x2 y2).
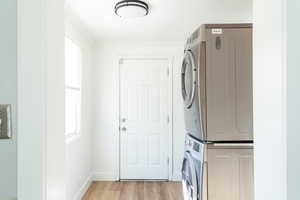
207 148 254 200
206 28 253 141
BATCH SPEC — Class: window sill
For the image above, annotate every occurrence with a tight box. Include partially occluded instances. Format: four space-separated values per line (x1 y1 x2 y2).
65 132 80 144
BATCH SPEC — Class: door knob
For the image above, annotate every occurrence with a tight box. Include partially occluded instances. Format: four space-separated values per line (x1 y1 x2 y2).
121 127 127 131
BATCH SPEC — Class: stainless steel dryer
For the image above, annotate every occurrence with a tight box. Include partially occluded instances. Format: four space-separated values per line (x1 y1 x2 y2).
181 28 206 141
181 24 253 142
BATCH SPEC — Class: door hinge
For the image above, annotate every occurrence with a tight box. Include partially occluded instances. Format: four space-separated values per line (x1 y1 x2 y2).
167 157 170 165
167 67 170 76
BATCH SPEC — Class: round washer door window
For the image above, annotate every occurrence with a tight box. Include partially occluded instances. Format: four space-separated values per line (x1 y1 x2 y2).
181 152 198 200
181 50 197 108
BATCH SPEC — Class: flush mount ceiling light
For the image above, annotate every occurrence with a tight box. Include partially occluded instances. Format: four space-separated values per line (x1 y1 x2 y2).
115 0 149 18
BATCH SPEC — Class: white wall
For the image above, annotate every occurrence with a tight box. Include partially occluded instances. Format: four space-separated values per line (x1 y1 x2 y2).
92 42 185 181
286 1 300 199
18 0 47 199
65 18 94 200
0 0 17 199
18 0 66 199
45 0 66 199
253 0 287 199
254 1 300 199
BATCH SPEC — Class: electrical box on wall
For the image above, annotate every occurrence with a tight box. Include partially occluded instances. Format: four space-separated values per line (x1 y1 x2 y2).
0 104 12 139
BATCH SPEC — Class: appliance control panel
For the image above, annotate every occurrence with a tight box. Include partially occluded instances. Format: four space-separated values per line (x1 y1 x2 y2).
0 104 12 139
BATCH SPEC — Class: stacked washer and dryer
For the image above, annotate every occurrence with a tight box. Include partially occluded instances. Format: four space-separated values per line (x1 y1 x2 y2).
181 24 254 200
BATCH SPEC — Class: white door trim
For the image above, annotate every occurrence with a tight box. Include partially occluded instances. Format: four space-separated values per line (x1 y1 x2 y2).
116 55 174 181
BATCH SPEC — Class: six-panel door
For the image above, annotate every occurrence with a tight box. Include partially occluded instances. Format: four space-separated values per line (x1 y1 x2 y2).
119 58 170 180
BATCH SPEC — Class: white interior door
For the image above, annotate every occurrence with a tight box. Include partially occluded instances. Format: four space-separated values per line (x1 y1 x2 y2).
120 58 170 180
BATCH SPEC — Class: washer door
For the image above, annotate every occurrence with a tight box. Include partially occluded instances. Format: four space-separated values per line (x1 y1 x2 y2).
181 50 197 109
182 151 198 200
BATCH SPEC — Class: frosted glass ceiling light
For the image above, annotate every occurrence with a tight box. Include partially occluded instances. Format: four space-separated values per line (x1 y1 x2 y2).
115 0 149 18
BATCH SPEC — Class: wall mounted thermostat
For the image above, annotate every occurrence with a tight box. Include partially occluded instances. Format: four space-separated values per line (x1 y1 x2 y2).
0 104 12 139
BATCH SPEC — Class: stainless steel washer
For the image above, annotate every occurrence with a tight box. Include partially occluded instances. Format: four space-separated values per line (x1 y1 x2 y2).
182 134 205 200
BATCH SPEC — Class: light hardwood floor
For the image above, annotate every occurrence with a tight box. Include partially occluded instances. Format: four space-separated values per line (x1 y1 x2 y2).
82 181 183 200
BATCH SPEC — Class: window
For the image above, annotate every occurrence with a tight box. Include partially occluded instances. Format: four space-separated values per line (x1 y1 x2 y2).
65 37 82 138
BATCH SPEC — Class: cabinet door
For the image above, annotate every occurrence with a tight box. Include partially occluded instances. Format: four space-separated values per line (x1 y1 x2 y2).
207 149 237 200
238 149 254 200
208 148 254 200
206 28 253 141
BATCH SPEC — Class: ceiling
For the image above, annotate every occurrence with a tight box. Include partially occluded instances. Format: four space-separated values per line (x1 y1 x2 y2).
66 0 252 43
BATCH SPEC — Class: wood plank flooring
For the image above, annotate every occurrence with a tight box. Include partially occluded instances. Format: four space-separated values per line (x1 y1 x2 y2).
82 181 183 200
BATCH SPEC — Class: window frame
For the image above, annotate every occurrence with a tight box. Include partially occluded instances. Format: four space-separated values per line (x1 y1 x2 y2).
65 36 83 140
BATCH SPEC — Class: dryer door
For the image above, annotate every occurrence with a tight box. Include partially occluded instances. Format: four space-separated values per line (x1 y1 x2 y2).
182 151 198 200
181 50 197 108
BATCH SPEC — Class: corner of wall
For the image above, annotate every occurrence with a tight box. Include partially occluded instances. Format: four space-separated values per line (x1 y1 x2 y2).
92 172 119 181
72 173 93 200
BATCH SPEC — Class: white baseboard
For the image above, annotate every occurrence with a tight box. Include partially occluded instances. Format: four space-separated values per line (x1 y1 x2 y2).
91 171 181 182
73 174 92 200
92 172 118 181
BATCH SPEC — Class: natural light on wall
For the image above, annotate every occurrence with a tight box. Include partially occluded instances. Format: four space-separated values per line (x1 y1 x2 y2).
65 37 82 139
